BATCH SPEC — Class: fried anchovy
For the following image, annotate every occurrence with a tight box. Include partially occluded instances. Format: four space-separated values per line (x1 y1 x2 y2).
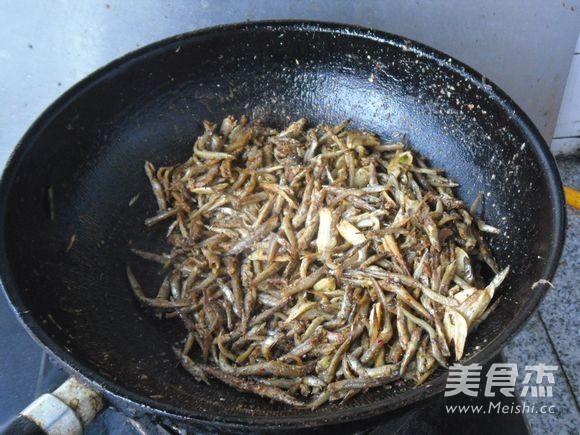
130 116 509 407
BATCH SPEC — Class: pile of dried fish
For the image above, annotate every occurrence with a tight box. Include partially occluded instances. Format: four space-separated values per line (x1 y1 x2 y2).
128 116 509 408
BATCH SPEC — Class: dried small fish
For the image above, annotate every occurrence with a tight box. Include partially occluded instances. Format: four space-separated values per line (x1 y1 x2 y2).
130 116 509 407
226 216 279 256
126 266 190 310
145 162 167 211
65 234 77 252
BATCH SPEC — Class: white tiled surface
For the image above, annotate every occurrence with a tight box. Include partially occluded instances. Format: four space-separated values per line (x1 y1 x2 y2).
552 34 580 155
554 54 580 138
1 0 580 170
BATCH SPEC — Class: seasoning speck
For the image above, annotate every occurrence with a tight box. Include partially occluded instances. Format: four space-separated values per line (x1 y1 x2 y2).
65 234 77 253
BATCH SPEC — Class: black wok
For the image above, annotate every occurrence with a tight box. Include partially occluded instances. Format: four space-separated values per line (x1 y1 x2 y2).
0 21 566 432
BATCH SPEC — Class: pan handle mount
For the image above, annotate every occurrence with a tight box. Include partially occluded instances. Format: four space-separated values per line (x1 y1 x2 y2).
0 378 103 435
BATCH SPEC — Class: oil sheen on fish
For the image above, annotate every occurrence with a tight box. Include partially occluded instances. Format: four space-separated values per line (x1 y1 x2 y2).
128 116 509 408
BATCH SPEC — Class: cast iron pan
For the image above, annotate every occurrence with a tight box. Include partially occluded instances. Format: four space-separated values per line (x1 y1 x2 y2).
0 21 566 432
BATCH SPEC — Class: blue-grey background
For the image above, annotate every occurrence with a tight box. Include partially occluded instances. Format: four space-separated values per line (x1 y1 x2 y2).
0 1 578 433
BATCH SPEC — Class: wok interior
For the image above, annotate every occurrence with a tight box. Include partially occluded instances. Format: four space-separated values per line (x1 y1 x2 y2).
2 23 559 423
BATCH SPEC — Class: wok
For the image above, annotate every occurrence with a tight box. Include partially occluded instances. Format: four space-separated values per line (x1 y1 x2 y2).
0 21 566 433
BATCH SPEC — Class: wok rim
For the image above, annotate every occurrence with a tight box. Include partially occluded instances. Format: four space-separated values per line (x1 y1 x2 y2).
0 20 566 429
